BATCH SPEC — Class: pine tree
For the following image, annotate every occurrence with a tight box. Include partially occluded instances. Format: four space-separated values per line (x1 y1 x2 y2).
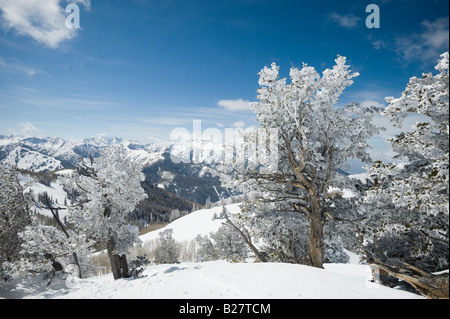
18 191 95 279
63 145 147 279
154 229 179 264
210 225 248 262
361 52 449 299
18 220 96 279
0 164 31 280
195 234 219 262
222 56 381 268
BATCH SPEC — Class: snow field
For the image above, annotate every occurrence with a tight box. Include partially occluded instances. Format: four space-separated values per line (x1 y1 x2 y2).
19 173 72 219
23 260 423 299
139 204 241 243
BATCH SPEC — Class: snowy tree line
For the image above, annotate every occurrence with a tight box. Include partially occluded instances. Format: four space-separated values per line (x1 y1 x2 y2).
0 52 448 298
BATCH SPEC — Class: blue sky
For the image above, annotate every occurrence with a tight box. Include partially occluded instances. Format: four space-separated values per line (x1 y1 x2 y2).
0 0 449 158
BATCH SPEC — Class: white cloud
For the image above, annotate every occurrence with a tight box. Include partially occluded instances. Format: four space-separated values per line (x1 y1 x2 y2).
368 113 431 162
367 17 449 65
420 19 449 47
372 113 430 140
19 121 41 136
233 121 245 128
328 12 361 29
0 54 39 76
361 100 386 109
217 99 251 111
370 39 387 50
0 0 90 48
394 17 449 63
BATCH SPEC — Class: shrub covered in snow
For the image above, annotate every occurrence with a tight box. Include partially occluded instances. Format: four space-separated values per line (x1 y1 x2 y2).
153 229 180 264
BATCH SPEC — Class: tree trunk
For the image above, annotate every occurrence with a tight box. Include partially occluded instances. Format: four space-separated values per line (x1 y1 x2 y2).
120 254 130 278
107 237 122 280
372 262 449 299
72 252 82 278
308 195 324 268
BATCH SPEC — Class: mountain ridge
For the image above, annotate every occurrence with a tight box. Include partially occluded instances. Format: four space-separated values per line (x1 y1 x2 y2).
1 134 229 206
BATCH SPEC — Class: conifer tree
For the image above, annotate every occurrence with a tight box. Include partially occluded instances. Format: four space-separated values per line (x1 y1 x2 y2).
222 56 381 268
0 164 31 279
63 146 147 279
361 52 449 299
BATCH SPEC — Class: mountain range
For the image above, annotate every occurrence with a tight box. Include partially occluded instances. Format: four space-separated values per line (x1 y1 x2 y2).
0 135 228 206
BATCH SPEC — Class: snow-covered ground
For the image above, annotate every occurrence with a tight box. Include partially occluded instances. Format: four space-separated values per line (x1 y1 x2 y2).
9 260 421 299
140 204 241 243
0 204 424 299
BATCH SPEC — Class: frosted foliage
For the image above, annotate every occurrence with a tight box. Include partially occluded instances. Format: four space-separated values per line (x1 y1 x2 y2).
0 164 31 274
195 224 248 263
154 229 179 264
195 234 219 262
17 222 96 277
208 225 248 262
221 56 381 253
223 55 381 193
368 51 448 216
63 146 147 256
362 52 449 268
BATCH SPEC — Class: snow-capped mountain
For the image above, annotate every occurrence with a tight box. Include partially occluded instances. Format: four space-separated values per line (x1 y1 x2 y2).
0 135 168 171
1 145 63 172
0 135 229 205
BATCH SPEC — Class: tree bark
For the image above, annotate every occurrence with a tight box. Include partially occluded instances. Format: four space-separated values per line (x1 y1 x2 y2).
372 262 449 299
308 195 324 268
107 237 122 280
72 252 82 278
120 254 130 278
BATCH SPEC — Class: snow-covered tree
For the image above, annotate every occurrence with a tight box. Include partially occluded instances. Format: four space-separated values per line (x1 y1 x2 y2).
222 56 381 268
195 234 219 262
244 210 311 264
0 166 95 281
63 145 147 279
211 225 248 262
18 220 96 279
154 229 179 264
361 52 449 299
195 225 249 263
378 51 449 215
0 164 31 280
228 204 350 264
